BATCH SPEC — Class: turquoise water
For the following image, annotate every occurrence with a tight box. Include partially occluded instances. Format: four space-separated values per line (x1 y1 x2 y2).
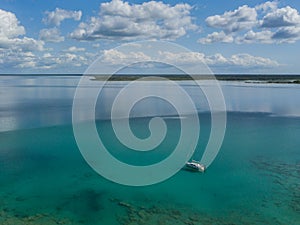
0 76 299 224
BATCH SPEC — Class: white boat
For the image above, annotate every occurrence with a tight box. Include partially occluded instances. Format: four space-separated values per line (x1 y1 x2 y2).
185 160 206 172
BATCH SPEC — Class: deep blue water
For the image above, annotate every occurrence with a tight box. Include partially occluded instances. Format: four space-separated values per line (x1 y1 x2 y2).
0 76 299 224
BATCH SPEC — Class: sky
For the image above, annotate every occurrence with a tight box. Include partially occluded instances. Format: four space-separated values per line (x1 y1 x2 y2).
1 0 300 74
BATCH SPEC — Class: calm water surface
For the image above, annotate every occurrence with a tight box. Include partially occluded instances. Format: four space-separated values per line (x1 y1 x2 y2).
0 76 299 224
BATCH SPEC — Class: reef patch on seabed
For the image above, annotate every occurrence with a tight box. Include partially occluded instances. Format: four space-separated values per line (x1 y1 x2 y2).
251 158 300 216
55 188 104 217
0 210 71 225
111 198 279 225
0 188 104 225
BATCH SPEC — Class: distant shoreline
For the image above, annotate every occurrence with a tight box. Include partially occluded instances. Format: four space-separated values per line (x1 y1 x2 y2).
91 74 300 84
1 74 300 84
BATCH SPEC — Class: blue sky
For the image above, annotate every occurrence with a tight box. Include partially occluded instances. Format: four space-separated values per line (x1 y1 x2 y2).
1 0 300 74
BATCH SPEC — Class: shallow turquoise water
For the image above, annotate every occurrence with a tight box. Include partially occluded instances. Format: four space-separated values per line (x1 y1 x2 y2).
0 76 299 224
0 114 299 224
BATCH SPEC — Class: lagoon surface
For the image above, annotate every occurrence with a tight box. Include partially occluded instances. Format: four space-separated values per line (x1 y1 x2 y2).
0 76 299 224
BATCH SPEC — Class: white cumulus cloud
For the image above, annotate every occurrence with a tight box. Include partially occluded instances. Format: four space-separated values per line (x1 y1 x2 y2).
39 27 64 42
43 8 82 26
0 9 44 52
64 46 86 52
0 9 44 72
200 1 300 44
228 53 279 67
198 31 234 44
255 1 278 12
0 9 25 38
272 26 300 43
101 49 151 65
236 30 273 44
0 50 37 70
70 0 197 41
261 6 300 28
205 5 257 33
99 49 279 68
